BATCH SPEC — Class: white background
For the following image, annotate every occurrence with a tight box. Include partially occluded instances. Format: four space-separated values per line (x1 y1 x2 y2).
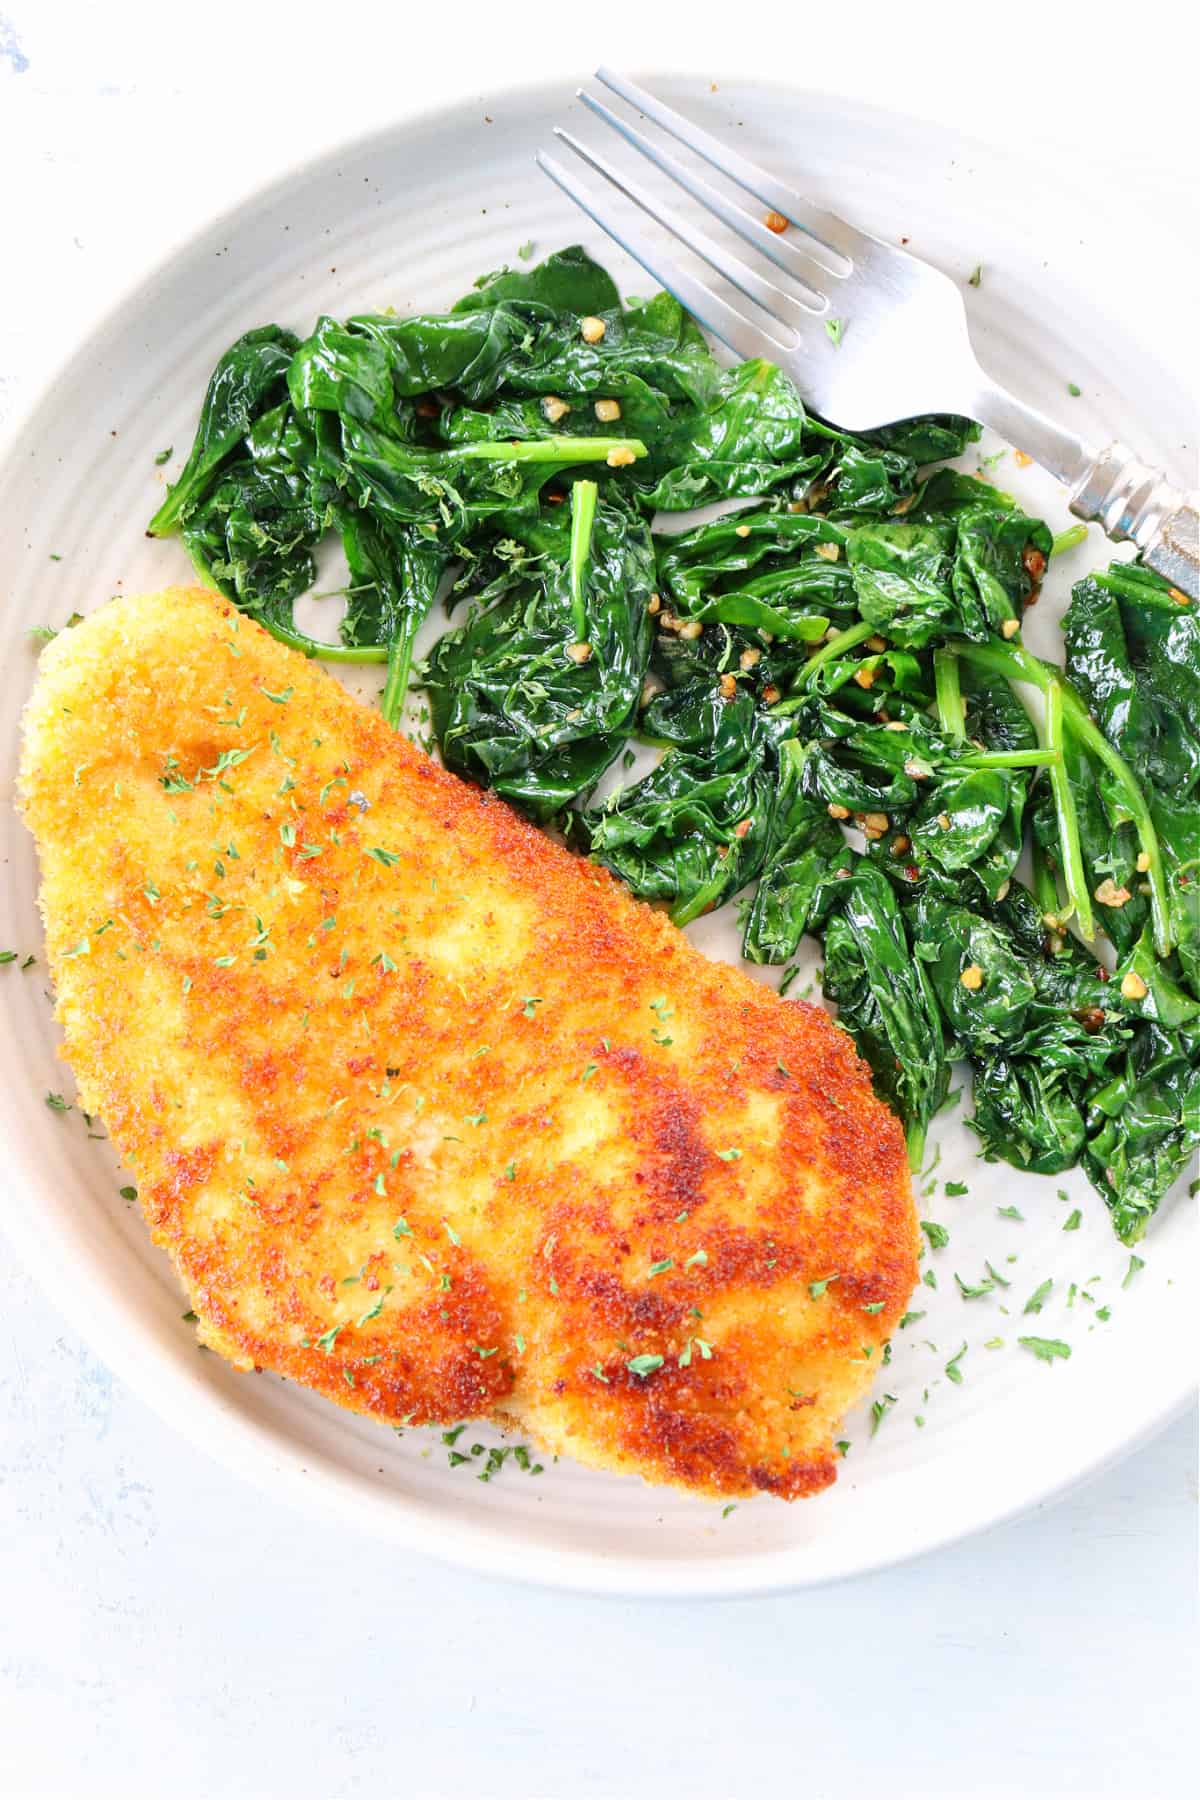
1 4 1195 1795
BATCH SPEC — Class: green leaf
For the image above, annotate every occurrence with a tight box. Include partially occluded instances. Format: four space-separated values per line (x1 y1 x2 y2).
1023 1279 1053 1315
148 326 299 534
1018 1335 1071 1363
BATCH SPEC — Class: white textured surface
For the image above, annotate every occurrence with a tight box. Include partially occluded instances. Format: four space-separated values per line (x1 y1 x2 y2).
1 2 1196 1794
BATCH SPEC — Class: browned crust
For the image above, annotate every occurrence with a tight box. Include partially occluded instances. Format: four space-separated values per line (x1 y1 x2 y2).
19 587 918 1501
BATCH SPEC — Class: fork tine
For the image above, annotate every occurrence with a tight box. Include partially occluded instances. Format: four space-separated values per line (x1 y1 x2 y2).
548 130 805 347
537 147 791 364
576 87 828 311
594 67 857 277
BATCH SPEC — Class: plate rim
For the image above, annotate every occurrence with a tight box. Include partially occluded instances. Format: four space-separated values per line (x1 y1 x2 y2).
1 77 1196 1596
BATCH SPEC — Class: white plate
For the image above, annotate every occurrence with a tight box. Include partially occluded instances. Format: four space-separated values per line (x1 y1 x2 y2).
0 79 1194 1595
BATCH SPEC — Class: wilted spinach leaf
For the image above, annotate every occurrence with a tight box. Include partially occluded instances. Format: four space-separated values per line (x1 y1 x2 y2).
424 481 655 818
585 688 776 926
819 860 950 1165
1083 1022 1200 1242
149 326 299 534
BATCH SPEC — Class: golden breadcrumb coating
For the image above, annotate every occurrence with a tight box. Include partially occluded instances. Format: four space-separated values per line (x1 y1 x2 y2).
19 586 918 1500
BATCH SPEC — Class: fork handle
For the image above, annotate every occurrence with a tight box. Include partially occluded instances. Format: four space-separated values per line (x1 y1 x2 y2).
972 381 1198 599
1067 443 1199 598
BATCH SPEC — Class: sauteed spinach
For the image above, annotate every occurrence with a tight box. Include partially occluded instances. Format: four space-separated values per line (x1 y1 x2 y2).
152 247 1199 1242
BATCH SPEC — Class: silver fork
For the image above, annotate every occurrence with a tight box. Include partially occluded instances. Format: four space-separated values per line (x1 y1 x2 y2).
538 69 1198 598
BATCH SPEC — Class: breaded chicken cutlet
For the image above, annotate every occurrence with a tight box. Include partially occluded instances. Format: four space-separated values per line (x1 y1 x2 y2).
19 586 918 1501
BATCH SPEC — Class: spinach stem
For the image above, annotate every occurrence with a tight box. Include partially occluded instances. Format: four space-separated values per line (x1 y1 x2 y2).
1050 523 1088 558
1044 678 1095 942
906 1119 927 1171
453 436 646 464
771 621 876 710
954 637 1171 954
191 563 389 663
933 650 965 742
380 632 415 728
568 479 598 643
959 747 1062 769
258 622 389 664
1031 839 1062 921
671 869 727 930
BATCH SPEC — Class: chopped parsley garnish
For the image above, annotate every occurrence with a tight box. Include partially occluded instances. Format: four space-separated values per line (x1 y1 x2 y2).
45 1092 71 1112
316 1324 342 1353
1063 1209 1082 1232
808 1275 838 1299
944 1180 969 1197
870 1393 897 1435
648 1258 674 1277
716 1147 741 1162
1024 1279 1053 1315
1122 1255 1145 1289
898 1310 925 1329
944 1343 968 1384
920 1220 950 1249
626 1353 665 1378
824 317 844 347
1018 1335 1071 1363
955 1272 994 1300
997 1205 1024 1221
365 846 400 867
